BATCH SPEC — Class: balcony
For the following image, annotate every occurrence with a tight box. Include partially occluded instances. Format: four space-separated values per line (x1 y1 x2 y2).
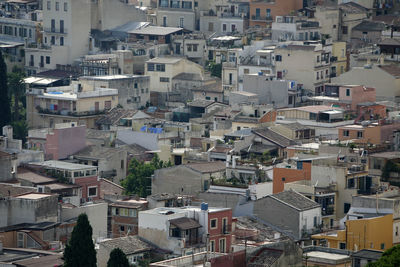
43 27 67 34
321 206 335 217
39 62 44 68
251 15 273 21
26 43 52 50
222 224 231 234
37 107 105 117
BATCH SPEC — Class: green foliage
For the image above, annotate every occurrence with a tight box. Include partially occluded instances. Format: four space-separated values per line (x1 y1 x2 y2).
206 61 222 78
8 67 25 121
367 244 400 267
11 119 28 144
107 248 130 267
0 51 11 128
121 154 173 197
382 160 400 180
63 213 97 267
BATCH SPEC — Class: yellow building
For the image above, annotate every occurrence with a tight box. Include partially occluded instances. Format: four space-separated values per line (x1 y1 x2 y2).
330 42 347 77
312 214 393 252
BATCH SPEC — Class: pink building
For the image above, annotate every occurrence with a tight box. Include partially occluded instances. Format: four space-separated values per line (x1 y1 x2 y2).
338 85 376 111
28 122 86 160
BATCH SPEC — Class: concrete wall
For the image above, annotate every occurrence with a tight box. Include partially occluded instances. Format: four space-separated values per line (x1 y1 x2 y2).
0 195 59 227
45 125 86 160
61 202 108 240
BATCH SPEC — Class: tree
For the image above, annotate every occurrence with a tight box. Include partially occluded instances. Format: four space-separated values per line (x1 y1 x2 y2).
121 154 173 197
367 244 400 267
8 67 25 121
0 51 11 128
63 213 97 267
107 248 130 267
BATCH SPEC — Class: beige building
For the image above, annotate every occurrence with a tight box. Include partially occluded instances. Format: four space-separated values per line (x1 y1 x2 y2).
330 41 348 77
26 81 118 129
274 42 331 94
145 57 204 93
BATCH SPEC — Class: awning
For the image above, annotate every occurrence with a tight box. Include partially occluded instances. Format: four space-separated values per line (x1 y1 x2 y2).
24 77 60 85
169 217 202 230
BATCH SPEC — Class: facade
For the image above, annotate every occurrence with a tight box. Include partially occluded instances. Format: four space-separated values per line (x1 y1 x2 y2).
79 75 150 109
26 80 118 129
338 123 400 145
138 205 233 256
110 199 148 238
274 42 331 94
273 160 312 194
254 190 321 240
145 57 204 93
329 41 348 77
271 16 320 42
156 0 196 30
80 51 135 76
249 0 303 28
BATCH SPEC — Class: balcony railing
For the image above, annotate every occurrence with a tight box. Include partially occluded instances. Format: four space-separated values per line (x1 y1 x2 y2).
37 107 106 117
321 206 334 216
222 224 231 234
251 15 273 21
43 27 67 34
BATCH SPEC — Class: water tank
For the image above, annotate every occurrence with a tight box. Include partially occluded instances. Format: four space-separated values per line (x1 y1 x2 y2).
258 71 263 76
201 202 208 211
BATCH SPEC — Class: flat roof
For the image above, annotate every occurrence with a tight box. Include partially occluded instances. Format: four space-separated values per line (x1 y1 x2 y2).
146 57 183 64
129 26 182 35
305 251 350 261
29 160 97 171
15 193 53 200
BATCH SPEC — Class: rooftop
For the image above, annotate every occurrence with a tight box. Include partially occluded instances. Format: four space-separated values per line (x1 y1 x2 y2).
253 127 296 148
270 190 320 211
353 21 386 32
129 26 182 35
99 236 152 255
12 254 64 267
185 161 226 173
15 193 54 200
379 64 400 78
169 217 202 230
369 151 400 159
280 105 341 114
17 168 56 184
352 249 383 260
146 57 183 64
29 160 97 171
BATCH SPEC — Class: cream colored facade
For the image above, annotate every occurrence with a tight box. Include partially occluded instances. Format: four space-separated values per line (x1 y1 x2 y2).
26 82 118 129
145 57 204 93
331 42 347 77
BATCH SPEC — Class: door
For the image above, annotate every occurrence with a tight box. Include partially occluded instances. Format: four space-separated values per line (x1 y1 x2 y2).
95 102 99 112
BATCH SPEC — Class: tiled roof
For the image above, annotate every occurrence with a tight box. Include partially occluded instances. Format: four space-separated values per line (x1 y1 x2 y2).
99 236 152 255
379 64 400 78
169 217 202 230
353 21 386 32
339 2 369 13
96 108 138 126
252 128 295 148
249 248 283 266
0 183 34 197
352 249 383 260
271 190 320 211
17 168 56 184
12 254 64 267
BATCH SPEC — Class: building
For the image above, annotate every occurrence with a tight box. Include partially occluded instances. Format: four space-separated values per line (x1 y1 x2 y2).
27 122 86 160
329 42 348 78
249 0 303 28
145 57 204 93
253 190 321 240
128 26 183 44
138 205 233 256
302 246 352 267
109 199 148 238
350 21 386 49
80 51 135 76
79 75 150 110
277 105 343 122
312 214 394 252
97 236 153 267
28 160 99 202
274 42 331 94
352 249 383 267
26 80 118 129
338 122 400 145
271 16 320 42
273 159 312 194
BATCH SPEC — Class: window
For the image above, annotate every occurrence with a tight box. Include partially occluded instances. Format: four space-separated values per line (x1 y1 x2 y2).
60 20 64 33
282 177 285 181
60 37 64 46
357 131 363 138
208 22 213 31
179 17 184 28
47 1 51 10
222 24 227 32
17 232 24 248
156 64 165 71
346 88 350 96
381 243 385 250
339 242 346 249
193 44 198 52
51 19 55 32
219 238 226 253
88 186 97 197
129 209 137 217
316 72 319 80
187 44 192 52
64 2 68 11
163 16 167 27
313 216 317 227
347 178 355 188
317 55 320 62
266 8 271 18
275 55 282 61
344 203 351 213
210 218 217 229
244 68 249 74
55 2 59 11
396 226 399 236
120 225 125 232
45 56 50 64
342 26 348 34
120 208 129 216
210 240 215 252
231 24 236 32
51 36 55 45
255 8 260 18
147 63 155 71
343 130 349 137
160 77 169 82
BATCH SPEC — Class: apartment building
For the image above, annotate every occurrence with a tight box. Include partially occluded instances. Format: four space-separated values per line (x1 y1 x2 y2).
271 16 321 42
156 0 196 30
145 57 204 93
274 42 331 94
26 80 118 129
338 122 400 145
24 0 146 74
249 0 303 28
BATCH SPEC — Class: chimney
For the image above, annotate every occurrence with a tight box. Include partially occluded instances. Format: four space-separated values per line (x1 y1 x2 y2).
2 125 13 140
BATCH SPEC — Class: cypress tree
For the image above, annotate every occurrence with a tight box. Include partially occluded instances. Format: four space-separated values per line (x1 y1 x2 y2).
0 51 11 128
63 213 97 267
107 248 130 267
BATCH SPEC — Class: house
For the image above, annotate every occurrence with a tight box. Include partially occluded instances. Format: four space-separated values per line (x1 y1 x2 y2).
273 159 312 194
172 33 207 65
249 0 303 28
277 105 343 122
0 151 17 182
271 16 321 42
28 160 100 201
252 127 297 158
338 122 400 145
128 26 183 44
27 122 86 160
156 0 196 30
145 57 204 93
302 246 352 267
352 249 383 267
80 51 135 76
138 205 233 256
97 236 153 267
152 161 226 196
72 145 127 184
274 42 331 94
253 190 321 240
332 64 400 101
0 193 59 228
312 214 394 252
350 21 386 49
329 41 348 78
26 80 118 129
109 199 148 238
